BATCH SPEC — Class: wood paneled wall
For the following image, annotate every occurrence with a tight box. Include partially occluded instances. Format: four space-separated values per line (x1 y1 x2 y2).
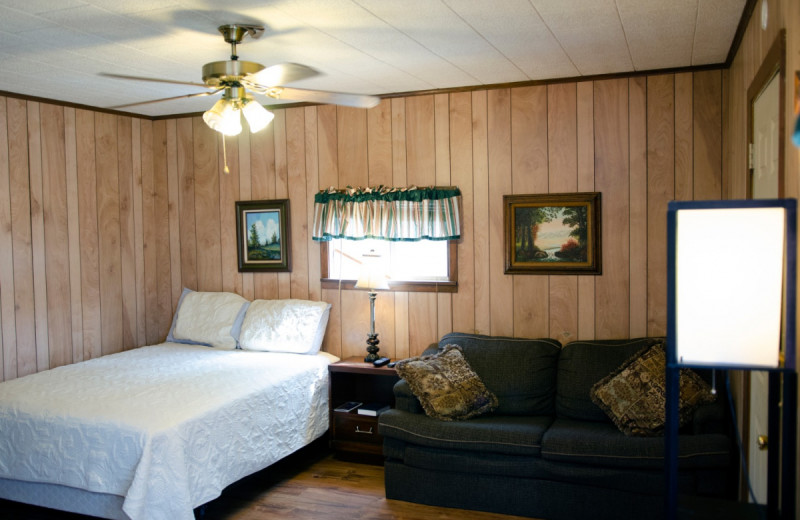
0 69 723 382
723 0 800 506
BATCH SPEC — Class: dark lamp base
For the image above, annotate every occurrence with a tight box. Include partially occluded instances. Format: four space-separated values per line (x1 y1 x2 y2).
364 333 380 362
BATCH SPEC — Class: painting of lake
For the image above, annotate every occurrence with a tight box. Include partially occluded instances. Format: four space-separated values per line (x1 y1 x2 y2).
514 205 588 263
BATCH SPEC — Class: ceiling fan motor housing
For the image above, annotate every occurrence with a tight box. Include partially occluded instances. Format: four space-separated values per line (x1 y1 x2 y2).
218 24 264 44
202 60 265 87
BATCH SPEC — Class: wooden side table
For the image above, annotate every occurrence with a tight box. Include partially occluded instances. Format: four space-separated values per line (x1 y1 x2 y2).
328 357 399 463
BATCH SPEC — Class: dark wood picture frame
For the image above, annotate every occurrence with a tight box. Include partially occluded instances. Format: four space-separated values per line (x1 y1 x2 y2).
236 199 291 272
503 192 601 275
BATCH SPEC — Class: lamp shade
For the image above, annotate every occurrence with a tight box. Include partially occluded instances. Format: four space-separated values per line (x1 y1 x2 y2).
355 251 389 291
667 199 796 370
242 99 274 133
203 99 242 136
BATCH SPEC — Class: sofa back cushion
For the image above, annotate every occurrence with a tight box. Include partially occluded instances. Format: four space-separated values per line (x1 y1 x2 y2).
556 337 662 422
437 332 561 415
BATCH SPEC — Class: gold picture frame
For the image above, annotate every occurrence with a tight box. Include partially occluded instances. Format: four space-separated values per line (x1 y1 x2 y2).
503 192 601 275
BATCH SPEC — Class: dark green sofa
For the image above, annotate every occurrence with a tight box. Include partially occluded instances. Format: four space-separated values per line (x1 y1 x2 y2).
378 333 735 520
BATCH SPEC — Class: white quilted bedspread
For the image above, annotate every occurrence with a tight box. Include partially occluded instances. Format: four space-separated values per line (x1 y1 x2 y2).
0 344 333 520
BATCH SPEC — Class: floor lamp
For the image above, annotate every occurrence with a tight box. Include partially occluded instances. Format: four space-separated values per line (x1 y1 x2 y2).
666 199 797 519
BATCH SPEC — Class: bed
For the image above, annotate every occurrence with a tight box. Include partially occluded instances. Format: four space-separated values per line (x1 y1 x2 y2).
0 289 335 520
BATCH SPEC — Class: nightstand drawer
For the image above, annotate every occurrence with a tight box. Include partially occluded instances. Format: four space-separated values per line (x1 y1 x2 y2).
334 413 382 444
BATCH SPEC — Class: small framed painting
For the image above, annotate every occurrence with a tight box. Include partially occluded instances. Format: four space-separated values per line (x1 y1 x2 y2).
503 192 601 275
235 199 291 272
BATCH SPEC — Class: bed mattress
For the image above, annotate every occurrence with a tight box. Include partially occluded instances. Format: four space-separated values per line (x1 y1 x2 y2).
0 343 333 520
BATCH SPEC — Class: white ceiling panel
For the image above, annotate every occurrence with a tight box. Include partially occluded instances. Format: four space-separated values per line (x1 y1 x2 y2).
618 0 698 71
530 0 634 76
0 0 747 117
87 0 183 15
354 0 518 86
39 5 164 45
693 0 748 65
446 0 579 81
1 0 87 15
0 5 59 33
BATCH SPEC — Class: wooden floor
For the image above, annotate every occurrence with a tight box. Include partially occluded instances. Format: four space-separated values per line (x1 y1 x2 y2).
1 441 532 520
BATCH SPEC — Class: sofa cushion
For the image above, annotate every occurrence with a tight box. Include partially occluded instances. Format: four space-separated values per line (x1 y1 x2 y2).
590 342 715 436
540 418 731 470
438 332 561 415
395 345 498 421
385 437 687 495
400 444 547 479
379 408 553 456
556 337 660 422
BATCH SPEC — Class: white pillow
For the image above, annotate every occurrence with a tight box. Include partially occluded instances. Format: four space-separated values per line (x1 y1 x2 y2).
239 299 332 354
167 288 249 350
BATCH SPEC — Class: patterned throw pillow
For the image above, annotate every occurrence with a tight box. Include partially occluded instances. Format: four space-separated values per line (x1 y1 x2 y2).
395 344 498 421
590 342 715 436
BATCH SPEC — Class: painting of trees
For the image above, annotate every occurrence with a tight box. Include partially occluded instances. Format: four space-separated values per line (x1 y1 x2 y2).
236 199 291 272
504 193 601 275
554 205 588 261
248 223 260 249
514 206 562 261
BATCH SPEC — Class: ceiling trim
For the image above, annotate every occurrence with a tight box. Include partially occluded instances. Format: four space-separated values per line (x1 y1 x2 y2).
145 62 730 121
0 89 151 120
725 0 759 67
2 62 729 123
379 63 728 101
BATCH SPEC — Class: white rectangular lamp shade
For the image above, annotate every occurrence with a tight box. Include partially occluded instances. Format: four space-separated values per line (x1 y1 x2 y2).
673 205 788 368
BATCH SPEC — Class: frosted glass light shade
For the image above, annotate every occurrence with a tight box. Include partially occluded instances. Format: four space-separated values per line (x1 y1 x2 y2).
203 99 242 136
674 206 786 368
242 100 274 133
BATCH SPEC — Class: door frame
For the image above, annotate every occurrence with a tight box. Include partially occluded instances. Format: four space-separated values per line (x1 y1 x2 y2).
747 30 786 198
743 28 786 501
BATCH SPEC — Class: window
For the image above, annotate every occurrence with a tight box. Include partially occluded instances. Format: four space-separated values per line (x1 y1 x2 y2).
312 185 461 293
320 239 457 293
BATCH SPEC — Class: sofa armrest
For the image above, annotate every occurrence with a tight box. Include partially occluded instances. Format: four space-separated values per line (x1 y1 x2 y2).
393 379 425 414
691 400 727 435
391 345 438 414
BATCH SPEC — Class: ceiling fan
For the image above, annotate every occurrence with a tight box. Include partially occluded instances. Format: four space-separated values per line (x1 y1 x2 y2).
102 23 381 136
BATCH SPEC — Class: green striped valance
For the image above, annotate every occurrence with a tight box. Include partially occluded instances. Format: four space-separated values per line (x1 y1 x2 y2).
312 186 461 241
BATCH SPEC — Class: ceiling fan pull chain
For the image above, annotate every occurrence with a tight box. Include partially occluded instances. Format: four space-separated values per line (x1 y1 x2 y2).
222 134 230 174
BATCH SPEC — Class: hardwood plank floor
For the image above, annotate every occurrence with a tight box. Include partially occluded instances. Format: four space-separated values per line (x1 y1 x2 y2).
1 440 533 520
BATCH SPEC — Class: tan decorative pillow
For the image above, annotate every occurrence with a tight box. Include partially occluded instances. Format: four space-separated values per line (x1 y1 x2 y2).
395 344 498 421
590 342 715 436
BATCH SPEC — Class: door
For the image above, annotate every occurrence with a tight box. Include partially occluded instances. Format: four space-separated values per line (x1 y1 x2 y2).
748 69 780 504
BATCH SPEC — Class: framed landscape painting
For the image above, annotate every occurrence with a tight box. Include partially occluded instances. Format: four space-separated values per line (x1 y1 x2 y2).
236 199 291 272
503 192 601 275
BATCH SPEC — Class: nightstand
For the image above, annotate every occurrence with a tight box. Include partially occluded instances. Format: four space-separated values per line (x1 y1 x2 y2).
328 357 399 463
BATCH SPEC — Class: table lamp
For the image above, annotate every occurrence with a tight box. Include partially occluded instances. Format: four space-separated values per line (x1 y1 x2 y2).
355 250 390 362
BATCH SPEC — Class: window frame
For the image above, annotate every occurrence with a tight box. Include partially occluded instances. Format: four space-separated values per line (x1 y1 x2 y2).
319 240 458 293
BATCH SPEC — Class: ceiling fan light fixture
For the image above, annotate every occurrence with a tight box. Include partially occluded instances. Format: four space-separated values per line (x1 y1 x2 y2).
242 98 274 133
203 98 242 136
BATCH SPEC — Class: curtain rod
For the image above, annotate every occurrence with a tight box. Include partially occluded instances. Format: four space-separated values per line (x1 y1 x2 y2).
318 185 458 194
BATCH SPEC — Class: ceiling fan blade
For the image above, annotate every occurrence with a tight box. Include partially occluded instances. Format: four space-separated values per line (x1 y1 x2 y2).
262 86 381 109
245 63 320 86
100 72 211 89
108 88 223 110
